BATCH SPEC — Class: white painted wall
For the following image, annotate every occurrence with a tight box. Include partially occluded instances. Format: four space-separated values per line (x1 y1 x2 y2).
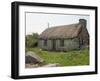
0 0 99 81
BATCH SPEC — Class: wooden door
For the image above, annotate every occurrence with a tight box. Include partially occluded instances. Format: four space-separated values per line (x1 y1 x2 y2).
52 40 56 50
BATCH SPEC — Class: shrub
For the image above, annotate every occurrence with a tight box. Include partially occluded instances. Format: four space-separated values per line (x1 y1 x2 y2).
26 33 39 48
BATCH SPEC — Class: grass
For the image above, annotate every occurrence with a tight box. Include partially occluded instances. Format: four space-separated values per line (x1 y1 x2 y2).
26 47 89 66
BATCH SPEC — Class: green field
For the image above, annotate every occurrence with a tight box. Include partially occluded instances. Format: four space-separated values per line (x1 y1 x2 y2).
27 47 89 66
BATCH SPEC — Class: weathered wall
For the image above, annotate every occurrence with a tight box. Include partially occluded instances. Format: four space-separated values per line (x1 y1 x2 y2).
55 38 79 51
38 38 79 51
38 39 52 50
81 27 89 45
78 26 89 48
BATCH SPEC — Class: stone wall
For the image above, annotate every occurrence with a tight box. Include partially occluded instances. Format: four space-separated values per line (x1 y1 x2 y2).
38 38 79 51
55 38 79 51
38 39 52 50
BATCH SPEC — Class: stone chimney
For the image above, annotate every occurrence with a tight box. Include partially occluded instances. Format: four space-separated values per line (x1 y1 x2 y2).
79 19 87 27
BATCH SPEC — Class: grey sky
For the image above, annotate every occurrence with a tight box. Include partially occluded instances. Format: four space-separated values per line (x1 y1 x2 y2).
26 12 90 35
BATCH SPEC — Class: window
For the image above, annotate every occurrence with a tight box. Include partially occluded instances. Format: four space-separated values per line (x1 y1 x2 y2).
44 40 47 46
60 40 64 46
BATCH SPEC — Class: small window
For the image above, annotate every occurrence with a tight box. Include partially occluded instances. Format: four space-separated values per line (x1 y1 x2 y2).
60 40 64 46
44 40 47 46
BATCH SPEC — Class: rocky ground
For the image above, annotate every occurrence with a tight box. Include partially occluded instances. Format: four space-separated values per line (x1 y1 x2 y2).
25 51 60 68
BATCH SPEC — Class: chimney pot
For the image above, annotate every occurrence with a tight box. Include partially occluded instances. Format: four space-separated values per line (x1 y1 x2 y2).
79 19 87 27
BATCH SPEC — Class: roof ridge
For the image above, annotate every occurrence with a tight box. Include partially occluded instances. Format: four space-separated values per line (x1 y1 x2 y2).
48 23 79 29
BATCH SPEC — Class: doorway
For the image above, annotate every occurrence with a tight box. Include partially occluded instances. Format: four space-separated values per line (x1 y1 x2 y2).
52 40 56 50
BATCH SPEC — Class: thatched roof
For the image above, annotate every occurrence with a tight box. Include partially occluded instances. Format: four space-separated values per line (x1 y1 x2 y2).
39 23 82 39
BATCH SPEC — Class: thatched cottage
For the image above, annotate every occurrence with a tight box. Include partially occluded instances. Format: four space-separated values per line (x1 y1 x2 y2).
38 19 89 51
